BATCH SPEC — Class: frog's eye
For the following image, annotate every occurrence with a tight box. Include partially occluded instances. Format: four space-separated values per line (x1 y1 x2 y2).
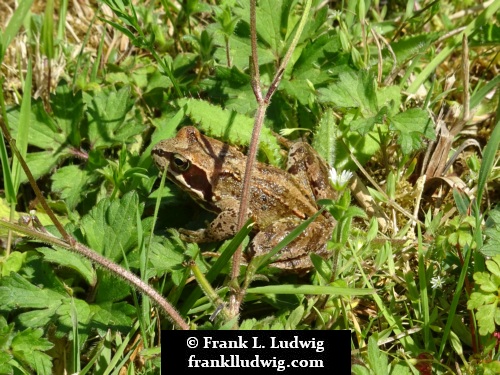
171 154 190 172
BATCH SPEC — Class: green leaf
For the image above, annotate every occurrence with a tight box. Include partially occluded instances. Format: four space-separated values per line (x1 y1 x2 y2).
51 165 93 210
0 251 27 276
37 247 96 286
470 75 500 110
291 31 342 83
390 362 412 375
239 319 257 330
50 80 84 145
486 256 500 277
388 108 434 155
280 79 315 106
481 208 500 257
478 279 497 293
467 290 495 309
55 299 93 332
84 86 143 148
0 273 65 310
145 69 172 92
0 350 14 375
11 328 53 375
94 271 132 304
16 304 60 328
318 70 378 116
213 5 240 37
0 319 11 336
474 271 494 286
213 31 275 70
181 98 282 165
483 361 500 374
312 109 337 166
147 237 186 276
487 208 500 226
80 191 141 261
285 305 304 329
90 302 134 332
376 86 401 116
476 303 497 335
495 307 500 326
367 335 388 375
352 364 371 375
340 206 368 220
200 65 255 114
350 115 378 136
233 0 289 55
7 87 83 183
453 189 470 215
482 244 500 257
310 253 332 281
9 101 64 150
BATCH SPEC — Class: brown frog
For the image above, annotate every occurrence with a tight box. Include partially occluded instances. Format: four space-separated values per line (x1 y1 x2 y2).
151 126 336 271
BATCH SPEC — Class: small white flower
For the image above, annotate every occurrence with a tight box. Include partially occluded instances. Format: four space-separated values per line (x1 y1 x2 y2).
329 167 353 191
430 276 445 289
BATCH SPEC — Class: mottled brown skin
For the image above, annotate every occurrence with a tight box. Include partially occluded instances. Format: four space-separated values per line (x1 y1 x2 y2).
151 126 336 271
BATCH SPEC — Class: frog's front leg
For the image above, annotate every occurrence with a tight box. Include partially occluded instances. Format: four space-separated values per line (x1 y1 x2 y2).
179 202 241 243
247 216 334 272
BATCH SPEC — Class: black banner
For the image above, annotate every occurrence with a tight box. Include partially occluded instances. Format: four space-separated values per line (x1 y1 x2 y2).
162 330 350 374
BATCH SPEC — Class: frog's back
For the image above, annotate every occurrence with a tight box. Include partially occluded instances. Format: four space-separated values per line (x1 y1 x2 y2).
246 162 320 229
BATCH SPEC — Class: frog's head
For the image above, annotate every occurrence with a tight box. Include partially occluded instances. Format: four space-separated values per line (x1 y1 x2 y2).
151 126 238 205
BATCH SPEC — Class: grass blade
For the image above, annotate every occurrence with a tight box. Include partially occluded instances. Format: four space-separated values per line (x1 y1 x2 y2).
417 223 433 351
246 284 374 296
477 100 500 205
180 220 253 315
438 244 473 358
41 0 55 59
470 75 500 110
57 0 69 40
0 83 15 203
407 0 500 94
0 0 34 63
11 58 32 193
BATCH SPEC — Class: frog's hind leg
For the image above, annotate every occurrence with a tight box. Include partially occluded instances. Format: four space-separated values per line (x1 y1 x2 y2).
247 217 333 272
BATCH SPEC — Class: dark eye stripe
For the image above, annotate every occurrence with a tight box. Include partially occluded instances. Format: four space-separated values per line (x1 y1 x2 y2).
177 163 213 202
151 147 168 157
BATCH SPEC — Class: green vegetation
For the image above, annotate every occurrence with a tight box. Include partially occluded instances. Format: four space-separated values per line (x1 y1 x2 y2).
0 0 499 373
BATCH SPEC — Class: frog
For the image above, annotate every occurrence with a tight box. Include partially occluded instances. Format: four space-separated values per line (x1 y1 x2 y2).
151 126 337 272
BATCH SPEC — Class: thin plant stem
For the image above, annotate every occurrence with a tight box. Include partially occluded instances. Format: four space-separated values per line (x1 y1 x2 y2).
0 117 70 241
0 106 190 331
228 0 313 319
0 219 189 330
